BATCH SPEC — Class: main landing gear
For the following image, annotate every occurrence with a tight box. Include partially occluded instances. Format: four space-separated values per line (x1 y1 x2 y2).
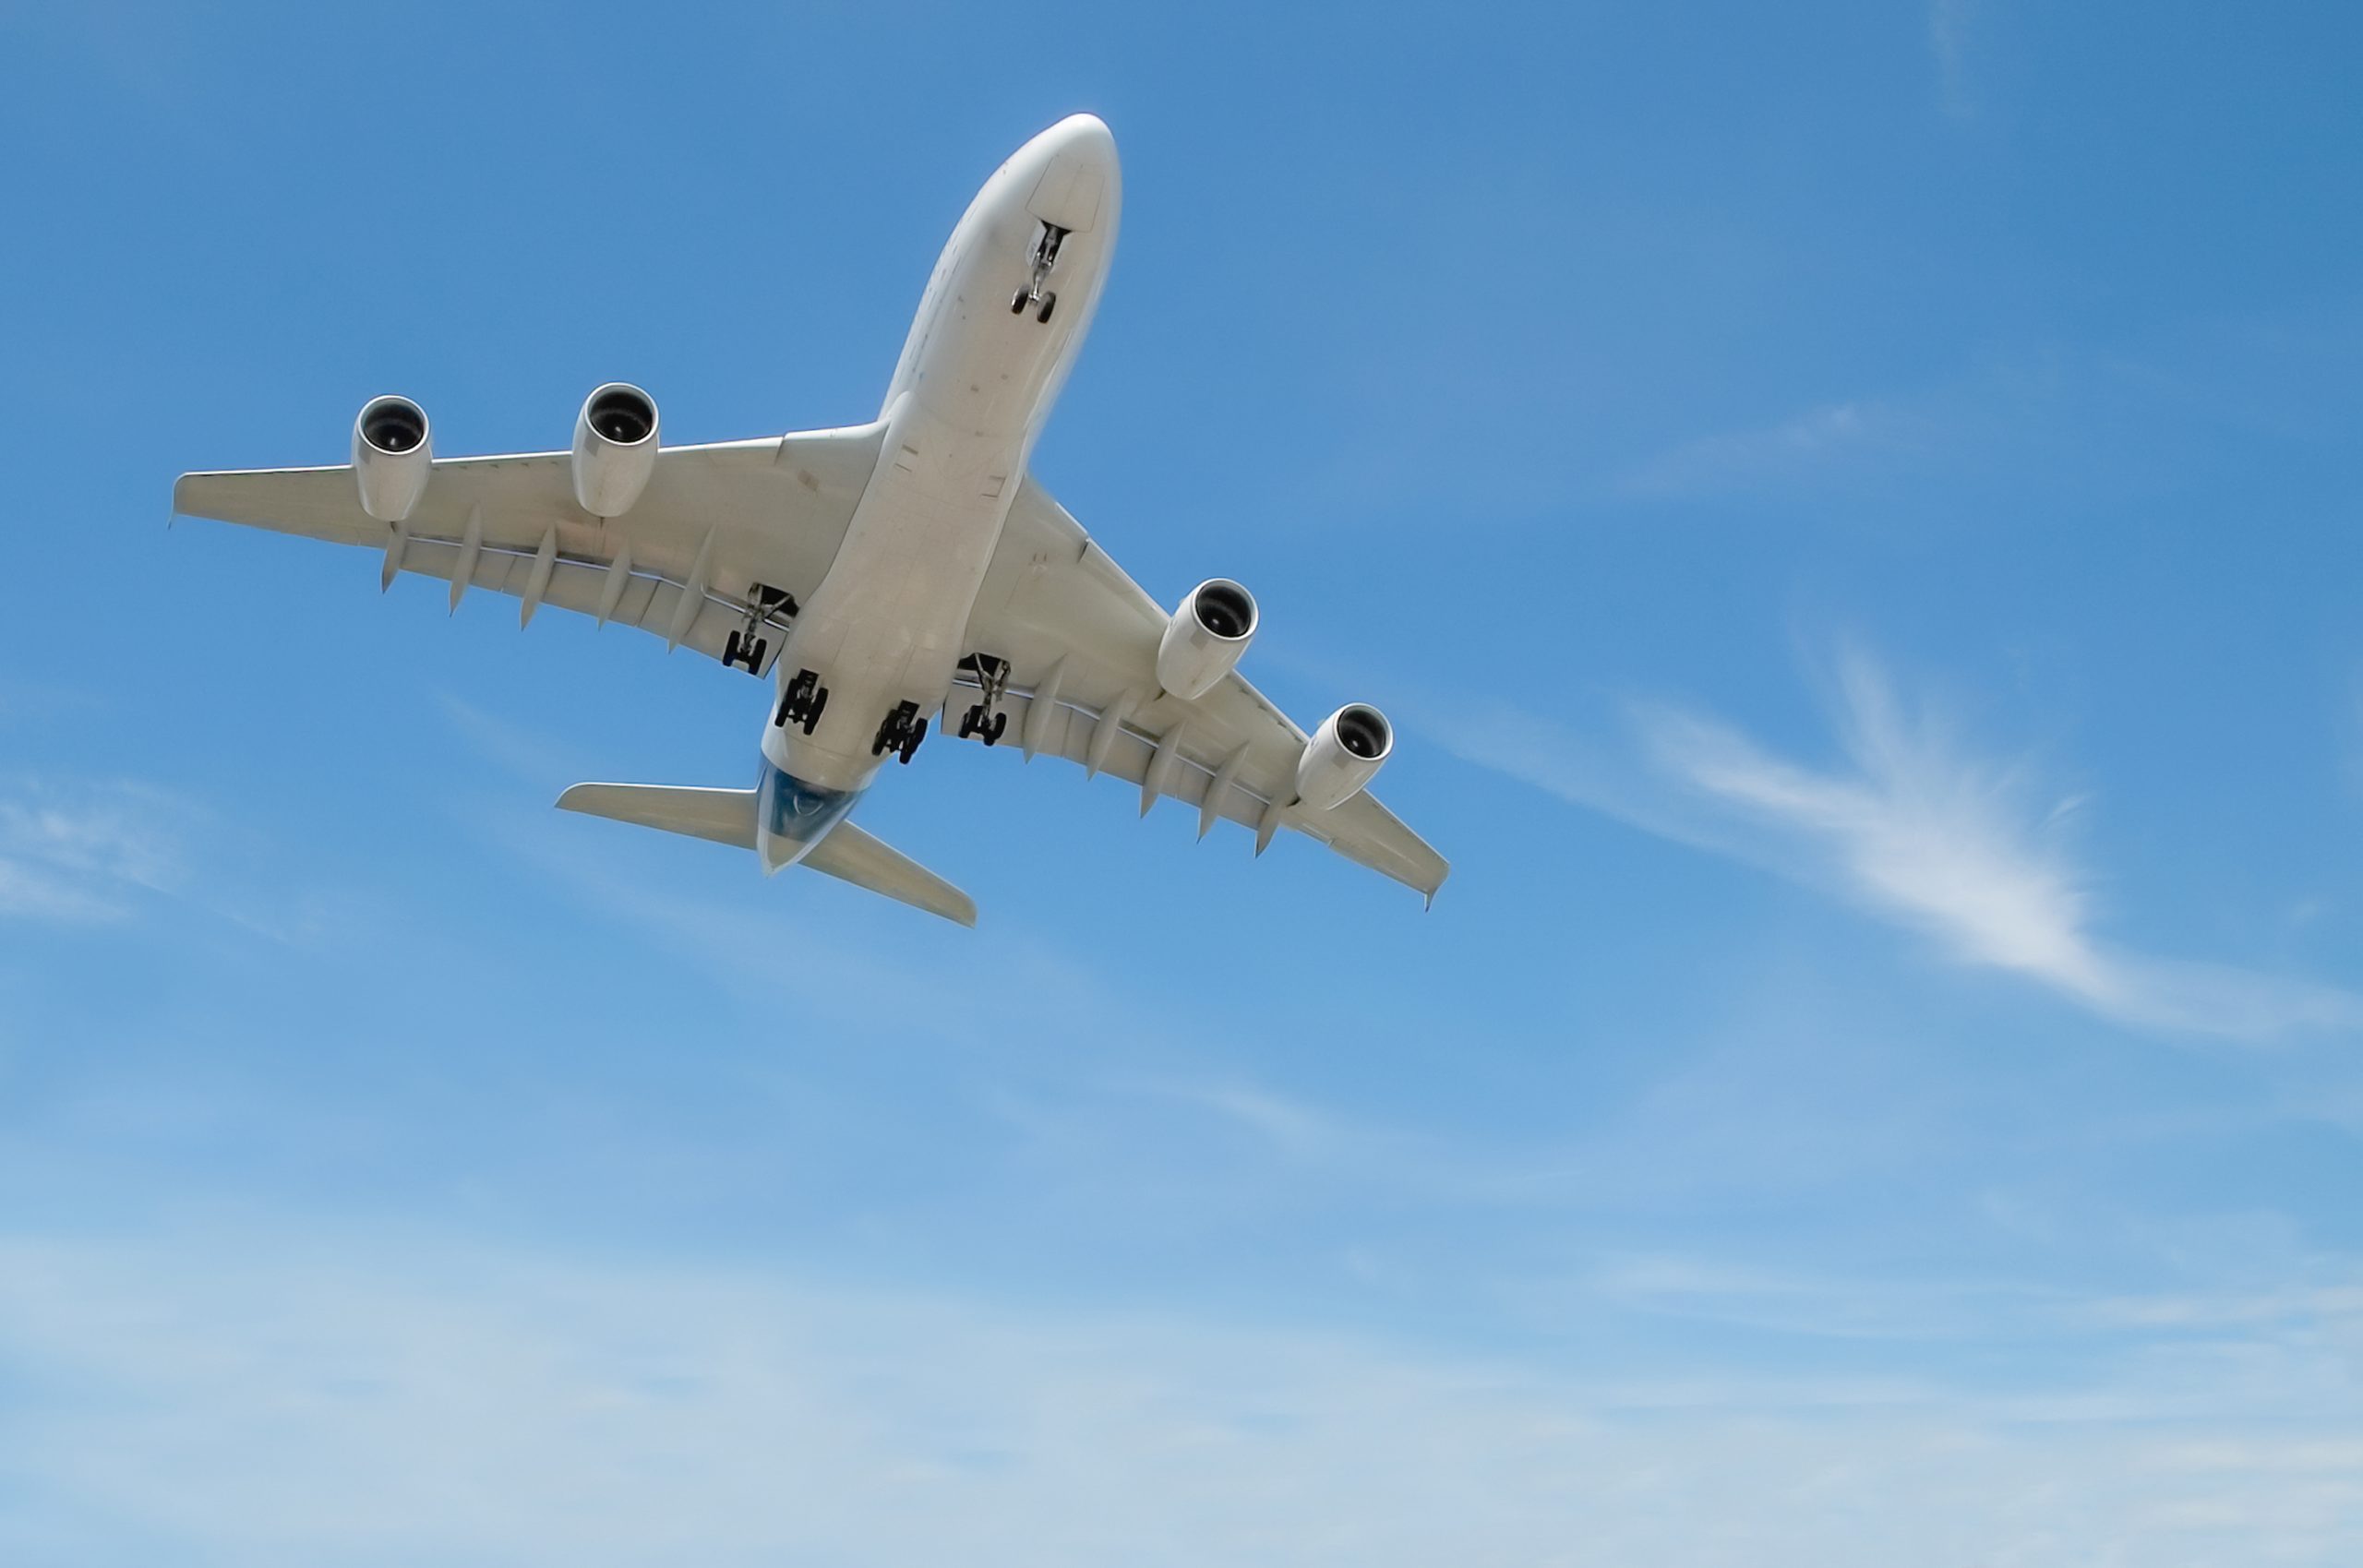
774 667 827 735
872 700 928 764
724 584 798 675
955 652 1011 746
1010 221 1067 325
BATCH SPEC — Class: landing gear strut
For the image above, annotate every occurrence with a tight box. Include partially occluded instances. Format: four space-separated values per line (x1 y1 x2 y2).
955 653 1012 746
774 667 828 735
872 700 928 764
724 584 798 675
1010 221 1067 325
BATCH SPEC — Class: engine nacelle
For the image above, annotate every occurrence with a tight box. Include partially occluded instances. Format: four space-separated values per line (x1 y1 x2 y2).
570 382 661 517
1155 579 1259 700
1295 702 1394 811
352 394 432 523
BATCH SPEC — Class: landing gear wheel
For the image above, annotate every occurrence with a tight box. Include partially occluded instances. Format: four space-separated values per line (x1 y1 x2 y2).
725 630 772 675
960 702 1010 745
1036 292 1057 325
873 700 926 760
1012 287 1031 315
774 668 825 731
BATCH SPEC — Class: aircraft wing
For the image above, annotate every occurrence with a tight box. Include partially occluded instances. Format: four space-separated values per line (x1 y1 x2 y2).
173 425 889 669
957 476 1448 901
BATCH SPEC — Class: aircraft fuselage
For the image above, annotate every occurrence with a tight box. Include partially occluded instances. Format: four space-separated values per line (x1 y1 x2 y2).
754 114 1121 869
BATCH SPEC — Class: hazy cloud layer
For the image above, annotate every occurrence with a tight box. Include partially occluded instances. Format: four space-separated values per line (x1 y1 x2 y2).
1 1227 2357 1567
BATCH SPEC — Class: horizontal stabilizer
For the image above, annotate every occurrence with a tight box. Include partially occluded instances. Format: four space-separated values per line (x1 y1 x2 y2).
802 822 978 928
555 783 976 927
557 782 757 848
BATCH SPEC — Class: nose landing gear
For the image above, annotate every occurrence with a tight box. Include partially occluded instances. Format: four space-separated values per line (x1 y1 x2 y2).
871 700 928 765
1010 221 1068 325
774 668 827 735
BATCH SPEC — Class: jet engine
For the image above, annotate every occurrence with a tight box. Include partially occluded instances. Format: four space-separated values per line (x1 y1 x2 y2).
1294 702 1393 811
352 394 432 523
1155 578 1258 700
570 382 661 518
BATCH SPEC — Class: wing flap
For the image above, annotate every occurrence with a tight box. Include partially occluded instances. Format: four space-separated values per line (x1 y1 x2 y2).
957 474 1449 899
174 425 890 672
396 537 757 664
976 686 1446 894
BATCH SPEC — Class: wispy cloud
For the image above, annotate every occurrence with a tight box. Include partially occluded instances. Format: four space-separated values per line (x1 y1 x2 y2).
1431 649 2361 1039
1139 1076 1353 1163
1613 313 2362 516
1929 0 1980 120
1618 400 1931 501
1571 1250 2363 1364
0 776 345 943
0 779 186 923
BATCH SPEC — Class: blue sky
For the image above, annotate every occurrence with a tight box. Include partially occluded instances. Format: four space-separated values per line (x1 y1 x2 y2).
3 1 2361 1562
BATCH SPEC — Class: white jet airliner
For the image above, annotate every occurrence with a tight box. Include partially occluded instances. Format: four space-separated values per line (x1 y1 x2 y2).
175 114 1446 926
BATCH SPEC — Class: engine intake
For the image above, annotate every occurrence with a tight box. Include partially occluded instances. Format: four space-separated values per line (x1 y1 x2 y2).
1295 702 1394 811
571 382 661 517
352 394 432 523
1155 578 1259 700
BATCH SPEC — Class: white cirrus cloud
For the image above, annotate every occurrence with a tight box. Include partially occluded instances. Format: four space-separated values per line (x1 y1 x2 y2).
1428 649 2361 1040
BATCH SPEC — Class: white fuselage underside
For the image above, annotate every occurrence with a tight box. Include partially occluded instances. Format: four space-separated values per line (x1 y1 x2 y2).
757 115 1120 856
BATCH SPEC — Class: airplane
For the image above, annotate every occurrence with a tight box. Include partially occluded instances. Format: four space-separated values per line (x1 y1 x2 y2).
173 114 1447 927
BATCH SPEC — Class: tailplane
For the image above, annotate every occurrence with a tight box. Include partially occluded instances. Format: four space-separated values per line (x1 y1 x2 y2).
556 784 977 927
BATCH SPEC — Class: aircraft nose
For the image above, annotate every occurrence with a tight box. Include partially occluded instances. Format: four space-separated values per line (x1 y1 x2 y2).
1018 113 1118 233
1039 113 1115 159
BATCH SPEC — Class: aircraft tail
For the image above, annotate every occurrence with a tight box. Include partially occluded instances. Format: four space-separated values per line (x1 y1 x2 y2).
555 784 978 928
